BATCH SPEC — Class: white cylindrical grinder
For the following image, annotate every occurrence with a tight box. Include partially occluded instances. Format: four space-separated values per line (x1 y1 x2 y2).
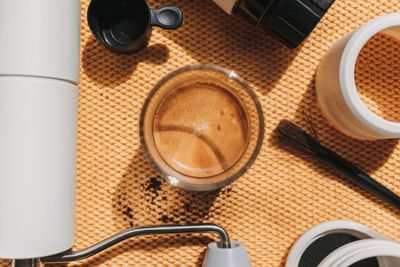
0 0 80 259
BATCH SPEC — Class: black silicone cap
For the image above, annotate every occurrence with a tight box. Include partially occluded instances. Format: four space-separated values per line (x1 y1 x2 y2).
262 0 336 48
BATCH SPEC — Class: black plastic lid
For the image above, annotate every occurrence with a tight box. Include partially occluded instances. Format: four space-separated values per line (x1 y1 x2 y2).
237 0 336 48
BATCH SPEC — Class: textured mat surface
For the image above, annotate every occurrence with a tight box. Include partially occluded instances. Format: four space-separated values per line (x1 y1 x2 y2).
2 0 400 266
356 32 400 122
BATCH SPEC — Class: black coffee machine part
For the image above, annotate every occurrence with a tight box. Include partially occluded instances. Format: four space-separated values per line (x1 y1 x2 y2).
216 0 336 48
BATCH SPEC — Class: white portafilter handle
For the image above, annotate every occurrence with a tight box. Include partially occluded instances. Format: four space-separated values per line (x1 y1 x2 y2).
0 0 80 259
203 241 252 267
315 13 400 140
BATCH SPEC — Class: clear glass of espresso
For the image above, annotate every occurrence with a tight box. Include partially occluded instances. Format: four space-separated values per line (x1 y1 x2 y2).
140 65 264 191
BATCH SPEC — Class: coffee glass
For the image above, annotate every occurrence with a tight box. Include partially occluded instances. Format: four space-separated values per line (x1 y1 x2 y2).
140 65 264 191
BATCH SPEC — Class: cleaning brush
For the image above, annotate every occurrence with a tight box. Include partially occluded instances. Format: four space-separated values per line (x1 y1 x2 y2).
276 119 400 211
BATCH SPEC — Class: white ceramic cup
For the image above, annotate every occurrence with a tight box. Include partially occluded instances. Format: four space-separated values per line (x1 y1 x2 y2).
316 13 400 140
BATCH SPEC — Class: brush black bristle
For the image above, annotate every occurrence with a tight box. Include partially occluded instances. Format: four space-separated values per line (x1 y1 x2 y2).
276 120 320 157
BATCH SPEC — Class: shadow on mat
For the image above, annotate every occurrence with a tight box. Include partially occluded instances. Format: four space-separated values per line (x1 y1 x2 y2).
79 235 212 267
269 75 399 213
112 150 233 228
294 75 398 173
82 37 169 87
160 0 300 95
106 149 234 266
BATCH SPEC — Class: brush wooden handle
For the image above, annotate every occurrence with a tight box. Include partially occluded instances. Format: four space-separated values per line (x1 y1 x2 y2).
317 146 400 211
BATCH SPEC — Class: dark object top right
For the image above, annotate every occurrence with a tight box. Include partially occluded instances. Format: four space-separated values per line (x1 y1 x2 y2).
235 0 336 48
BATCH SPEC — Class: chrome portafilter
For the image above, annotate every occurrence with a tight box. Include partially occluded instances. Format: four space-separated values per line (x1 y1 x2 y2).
12 224 251 267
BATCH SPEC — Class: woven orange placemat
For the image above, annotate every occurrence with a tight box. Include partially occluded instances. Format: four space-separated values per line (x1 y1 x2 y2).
2 0 400 266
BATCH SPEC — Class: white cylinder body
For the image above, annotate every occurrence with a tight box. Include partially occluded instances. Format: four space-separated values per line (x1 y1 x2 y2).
0 0 80 259
0 78 78 258
316 13 400 140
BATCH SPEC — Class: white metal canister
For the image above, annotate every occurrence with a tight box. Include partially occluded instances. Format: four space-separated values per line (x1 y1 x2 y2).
0 0 80 259
315 13 400 140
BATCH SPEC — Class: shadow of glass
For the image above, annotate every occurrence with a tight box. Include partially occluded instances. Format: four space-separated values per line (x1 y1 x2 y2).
112 150 233 228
